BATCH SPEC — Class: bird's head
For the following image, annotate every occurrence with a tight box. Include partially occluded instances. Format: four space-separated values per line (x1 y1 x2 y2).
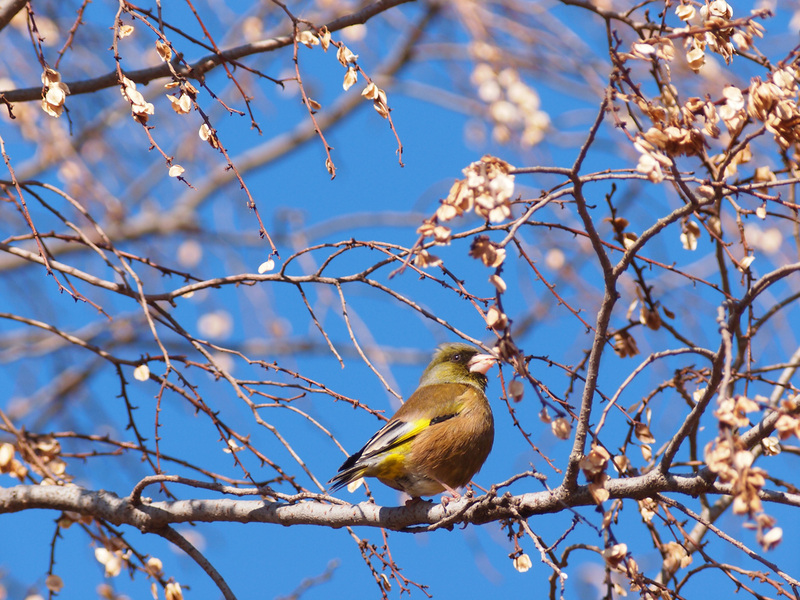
418 342 497 390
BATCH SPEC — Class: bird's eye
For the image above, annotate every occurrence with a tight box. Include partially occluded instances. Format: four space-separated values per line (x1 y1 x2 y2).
450 353 462 362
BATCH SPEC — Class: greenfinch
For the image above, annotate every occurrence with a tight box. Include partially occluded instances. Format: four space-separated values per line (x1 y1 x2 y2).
328 343 496 500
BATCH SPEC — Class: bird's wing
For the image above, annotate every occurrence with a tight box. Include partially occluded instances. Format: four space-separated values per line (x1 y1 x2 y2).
329 415 442 487
358 417 429 459
328 418 427 491
328 385 469 491
358 386 469 461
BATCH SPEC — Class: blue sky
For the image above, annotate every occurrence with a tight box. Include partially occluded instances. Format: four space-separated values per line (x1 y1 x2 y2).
3 1 800 599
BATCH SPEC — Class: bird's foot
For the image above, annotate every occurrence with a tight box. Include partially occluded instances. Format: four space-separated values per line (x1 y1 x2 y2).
439 485 462 506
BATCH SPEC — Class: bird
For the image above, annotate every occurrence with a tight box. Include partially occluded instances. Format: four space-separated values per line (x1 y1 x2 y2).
328 342 497 501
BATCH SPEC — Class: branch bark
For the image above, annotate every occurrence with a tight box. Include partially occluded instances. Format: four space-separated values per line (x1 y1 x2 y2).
3 472 797 532
0 0 27 33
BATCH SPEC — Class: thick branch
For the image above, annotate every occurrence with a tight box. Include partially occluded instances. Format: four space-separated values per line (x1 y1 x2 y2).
2 472 794 531
0 0 27 33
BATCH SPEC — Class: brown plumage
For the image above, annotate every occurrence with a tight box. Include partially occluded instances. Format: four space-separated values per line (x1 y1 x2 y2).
328 343 496 500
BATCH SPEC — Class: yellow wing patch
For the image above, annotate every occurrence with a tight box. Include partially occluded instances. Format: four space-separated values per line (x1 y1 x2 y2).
371 452 407 479
365 417 432 479
363 417 428 457
385 418 430 448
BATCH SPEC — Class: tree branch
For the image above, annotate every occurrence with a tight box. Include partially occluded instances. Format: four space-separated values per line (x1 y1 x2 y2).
3 471 796 532
0 0 416 103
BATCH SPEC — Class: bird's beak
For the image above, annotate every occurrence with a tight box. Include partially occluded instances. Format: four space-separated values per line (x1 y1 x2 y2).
468 353 497 375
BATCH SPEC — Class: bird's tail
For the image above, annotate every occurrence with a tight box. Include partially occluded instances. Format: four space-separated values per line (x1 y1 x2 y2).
328 465 366 492
328 445 368 492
